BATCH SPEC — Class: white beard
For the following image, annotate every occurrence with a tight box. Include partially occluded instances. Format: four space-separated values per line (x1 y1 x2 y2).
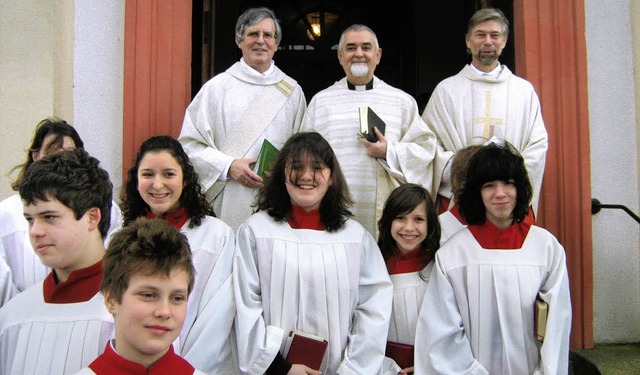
350 64 369 78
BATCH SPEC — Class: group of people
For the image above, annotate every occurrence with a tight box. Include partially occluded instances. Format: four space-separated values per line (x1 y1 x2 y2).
0 5 572 375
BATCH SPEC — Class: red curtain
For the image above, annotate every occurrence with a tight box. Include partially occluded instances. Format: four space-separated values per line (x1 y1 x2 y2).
123 0 192 177
515 0 594 349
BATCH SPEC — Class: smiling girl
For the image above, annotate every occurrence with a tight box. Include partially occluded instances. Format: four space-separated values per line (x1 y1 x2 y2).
120 136 238 373
234 132 393 375
377 183 441 374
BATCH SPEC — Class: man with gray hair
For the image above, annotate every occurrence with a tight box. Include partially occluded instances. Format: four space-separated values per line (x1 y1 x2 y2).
179 7 306 230
422 7 548 217
301 24 439 238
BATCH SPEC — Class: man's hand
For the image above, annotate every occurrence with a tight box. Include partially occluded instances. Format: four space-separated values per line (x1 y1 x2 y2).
287 364 321 375
229 158 263 189
360 126 387 159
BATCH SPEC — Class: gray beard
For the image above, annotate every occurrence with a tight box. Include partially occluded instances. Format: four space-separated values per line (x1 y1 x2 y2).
476 50 499 65
350 64 369 78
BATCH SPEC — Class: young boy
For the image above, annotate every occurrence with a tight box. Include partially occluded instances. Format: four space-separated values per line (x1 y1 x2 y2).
77 217 204 374
0 149 115 374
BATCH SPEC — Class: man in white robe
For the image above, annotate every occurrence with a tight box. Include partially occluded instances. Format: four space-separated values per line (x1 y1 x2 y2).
300 24 438 236
179 7 306 230
422 8 548 214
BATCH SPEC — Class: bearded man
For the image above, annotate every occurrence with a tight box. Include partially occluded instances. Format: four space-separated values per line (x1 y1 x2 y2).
300 24 439 237
422 7 548 217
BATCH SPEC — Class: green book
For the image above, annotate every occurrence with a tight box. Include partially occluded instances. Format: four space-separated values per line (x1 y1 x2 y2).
253 138 279 179
358 106 386 142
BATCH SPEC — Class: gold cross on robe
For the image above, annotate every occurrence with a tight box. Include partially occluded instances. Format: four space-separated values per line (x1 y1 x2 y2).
476 91 503 140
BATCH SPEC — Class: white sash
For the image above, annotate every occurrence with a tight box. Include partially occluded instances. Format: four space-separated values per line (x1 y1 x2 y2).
206 78 296 203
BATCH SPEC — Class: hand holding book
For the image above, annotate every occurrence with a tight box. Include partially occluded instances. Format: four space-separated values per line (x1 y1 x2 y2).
285 331 328 371
358 106 386 142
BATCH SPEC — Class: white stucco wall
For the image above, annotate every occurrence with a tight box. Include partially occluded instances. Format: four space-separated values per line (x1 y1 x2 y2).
0 2 56 200
0 1 124 202
73 1 124 199
586 0 640 343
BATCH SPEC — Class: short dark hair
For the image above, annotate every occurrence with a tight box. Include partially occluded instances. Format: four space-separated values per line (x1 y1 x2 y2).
19 149 113 238
102 217 195 304
121 135 213 228
377 183 441 270
466 7 510 39
11 117 84 191
256 132 352 231
235 7 282 45
457 142 532 225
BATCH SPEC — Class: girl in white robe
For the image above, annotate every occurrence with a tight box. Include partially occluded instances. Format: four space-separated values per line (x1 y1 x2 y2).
234 132 393 375
376 183 441 375
415 142 572 375
119 135 238 374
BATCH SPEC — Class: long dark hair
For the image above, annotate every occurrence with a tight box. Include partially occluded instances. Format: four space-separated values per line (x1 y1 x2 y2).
458 142 532 225
377 183 441 274
121 135 213 228
256 132 352 232
11 117 84 191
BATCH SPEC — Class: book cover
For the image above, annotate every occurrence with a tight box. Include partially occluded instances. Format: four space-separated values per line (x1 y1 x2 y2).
534 297 549 342
285 331 328 370
252 138 279 179
385 341 414 369
358 106 386 142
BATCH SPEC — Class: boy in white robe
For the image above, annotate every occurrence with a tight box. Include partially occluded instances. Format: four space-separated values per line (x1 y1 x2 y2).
179 7 306 231
234 132 393 375
0 117 122 304
422 8 548 215
0 149 115 374
76 218 205 374
300 24 438 237
415 142 572 374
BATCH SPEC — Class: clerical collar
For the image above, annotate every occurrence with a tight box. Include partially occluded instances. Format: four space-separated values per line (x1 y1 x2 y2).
347 80 374 91
240 58 275 77
470 63 502 79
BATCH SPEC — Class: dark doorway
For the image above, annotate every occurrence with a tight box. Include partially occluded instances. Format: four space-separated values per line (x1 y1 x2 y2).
192 0 514 112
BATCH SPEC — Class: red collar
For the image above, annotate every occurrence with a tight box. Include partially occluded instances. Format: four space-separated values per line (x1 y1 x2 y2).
43 261 103 303
468 220 531 249
146 206 189 229
386 247 424 274
449 204 467 225
89 341 195 374
288 204 326 230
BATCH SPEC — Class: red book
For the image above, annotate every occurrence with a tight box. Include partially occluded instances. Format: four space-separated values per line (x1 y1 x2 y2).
285 331 328 370
385 341 414 369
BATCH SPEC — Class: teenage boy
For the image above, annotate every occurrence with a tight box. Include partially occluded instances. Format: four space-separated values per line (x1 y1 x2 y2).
0 149 115 374
77 217 205 374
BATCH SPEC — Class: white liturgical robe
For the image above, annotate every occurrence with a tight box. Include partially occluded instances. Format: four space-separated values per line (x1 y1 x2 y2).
0 284 114 374
234 211 393 375
422 65 548 213
301 77 438 236
176 217 239 374
414 225 572 375
179 61 306 230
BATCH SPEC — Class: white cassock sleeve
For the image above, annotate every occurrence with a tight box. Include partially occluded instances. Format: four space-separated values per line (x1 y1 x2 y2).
233 222 286 374
178 82 235 192
180 220 240 374
336 232 393 375
414 257 489 375
0 256 16 307
538 238 572 374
